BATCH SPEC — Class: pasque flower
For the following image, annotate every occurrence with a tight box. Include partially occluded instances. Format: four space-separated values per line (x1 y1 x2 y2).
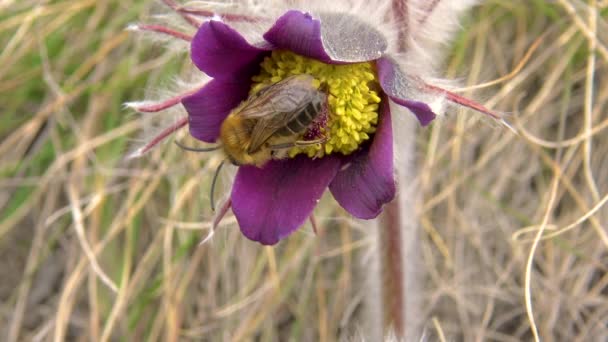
129 1 504 245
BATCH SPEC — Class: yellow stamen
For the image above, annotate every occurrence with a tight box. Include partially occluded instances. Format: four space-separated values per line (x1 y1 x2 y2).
251 50 381 157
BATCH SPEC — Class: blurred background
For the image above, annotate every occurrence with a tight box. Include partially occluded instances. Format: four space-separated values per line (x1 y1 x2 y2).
1 0 607 341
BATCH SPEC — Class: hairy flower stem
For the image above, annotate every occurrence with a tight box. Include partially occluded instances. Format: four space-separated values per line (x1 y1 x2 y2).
130 117 188 157
374 92 421 341
178 8 262 23
375 145 421 341
379 200 406 336
127 88 200 113
132 24 192 41
161 0 200 27
391 0 409 51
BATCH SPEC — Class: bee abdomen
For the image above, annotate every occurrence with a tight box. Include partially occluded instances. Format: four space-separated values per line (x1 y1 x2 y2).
276 100 322 137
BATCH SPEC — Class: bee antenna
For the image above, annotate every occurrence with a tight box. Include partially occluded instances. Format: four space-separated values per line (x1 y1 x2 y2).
174 139 222 152
210 159 226 212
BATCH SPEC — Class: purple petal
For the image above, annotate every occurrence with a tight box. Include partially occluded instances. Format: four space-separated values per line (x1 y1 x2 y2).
231 156 341 245
329 103 395 219
264 11 388 64
377 57 437 126
389 98 436 126
263 10 334 63
317 12 388 62
191 20 269 80
182 79 250 143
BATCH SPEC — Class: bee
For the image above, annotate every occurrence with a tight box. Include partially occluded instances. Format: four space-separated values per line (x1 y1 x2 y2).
175 74 329 210
219 74 328 167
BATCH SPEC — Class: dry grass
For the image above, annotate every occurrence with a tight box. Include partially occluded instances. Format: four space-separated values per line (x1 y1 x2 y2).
0 0 607 341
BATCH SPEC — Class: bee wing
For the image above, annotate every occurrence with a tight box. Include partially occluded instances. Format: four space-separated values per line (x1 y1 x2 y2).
247 111 304 153
235 75 320 153
236 75 317 119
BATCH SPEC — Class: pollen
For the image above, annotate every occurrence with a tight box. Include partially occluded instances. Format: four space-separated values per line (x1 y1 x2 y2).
251 50 381 157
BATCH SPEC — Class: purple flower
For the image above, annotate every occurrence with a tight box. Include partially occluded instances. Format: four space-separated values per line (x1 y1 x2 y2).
128 3 505 245
179 11 440 245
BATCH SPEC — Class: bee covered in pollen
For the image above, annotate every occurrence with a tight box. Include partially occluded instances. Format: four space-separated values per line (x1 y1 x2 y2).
219 74 329 167
176 74 330 210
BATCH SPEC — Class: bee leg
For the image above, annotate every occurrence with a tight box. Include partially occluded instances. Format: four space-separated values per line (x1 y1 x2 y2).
209 159 226 212
175 140 222 152
310 215 319 235
294 138 327 146
268 138 327 150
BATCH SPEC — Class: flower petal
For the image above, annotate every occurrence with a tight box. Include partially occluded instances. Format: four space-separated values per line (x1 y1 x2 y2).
317 12 388 62
182 79 250 143
264 11 388 64
329 102 395 219
377 57 437 126
263 10 333 63
191 20 269 80
231 156 341 245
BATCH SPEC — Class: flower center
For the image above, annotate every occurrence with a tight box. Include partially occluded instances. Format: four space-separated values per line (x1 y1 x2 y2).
251 50 381 157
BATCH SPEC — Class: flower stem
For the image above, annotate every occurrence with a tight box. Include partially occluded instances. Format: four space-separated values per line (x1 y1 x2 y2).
131 24 192 41
161 0 200 28
374 106 420 340
129 117 188 157
379 199 406 336
177 8 262 23
126 88 199 113
391 0 409 51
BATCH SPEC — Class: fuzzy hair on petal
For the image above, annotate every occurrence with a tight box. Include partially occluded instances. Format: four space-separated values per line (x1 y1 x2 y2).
129 2 203 53
379 57 448 118
125 72 210 157
182 0 400 56
158 1 478 66
403 0 480 71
